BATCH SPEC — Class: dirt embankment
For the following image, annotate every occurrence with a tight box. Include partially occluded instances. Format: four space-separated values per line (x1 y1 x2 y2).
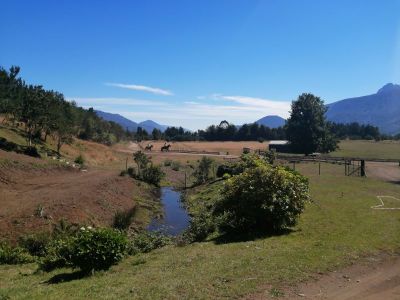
0 150 155 242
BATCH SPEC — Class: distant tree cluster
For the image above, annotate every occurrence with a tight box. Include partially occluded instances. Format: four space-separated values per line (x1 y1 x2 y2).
327 122 382 140
0 66 133 153
198 120 286 141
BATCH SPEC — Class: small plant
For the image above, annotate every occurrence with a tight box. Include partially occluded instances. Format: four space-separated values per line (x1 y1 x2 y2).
270 287 284 298
127 231 172 255
0 242 34 265
74 154 85 165
171 161 181 171
119 170 128 176
113 207 137 230
163 159 172 167
35 204 44 218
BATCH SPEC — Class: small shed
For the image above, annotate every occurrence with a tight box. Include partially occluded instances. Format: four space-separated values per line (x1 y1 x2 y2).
268 140 291 153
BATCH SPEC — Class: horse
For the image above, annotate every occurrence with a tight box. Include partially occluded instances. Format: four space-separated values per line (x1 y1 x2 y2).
145 144 153 151
161 144 171 152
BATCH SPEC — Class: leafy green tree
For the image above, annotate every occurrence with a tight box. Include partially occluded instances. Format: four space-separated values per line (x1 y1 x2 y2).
286 93 337 154
133 151 149 175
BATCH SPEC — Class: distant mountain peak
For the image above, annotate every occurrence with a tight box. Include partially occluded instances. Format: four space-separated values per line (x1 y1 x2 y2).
255 115 286 128
377 83 400 94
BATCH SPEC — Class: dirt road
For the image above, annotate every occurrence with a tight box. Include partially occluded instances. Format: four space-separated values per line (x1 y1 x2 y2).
285 256 400 299
247 255 400 299
366 162 400 184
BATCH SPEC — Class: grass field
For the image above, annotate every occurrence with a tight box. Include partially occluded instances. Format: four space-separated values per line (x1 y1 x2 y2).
332 140 400 160
1 162 399 299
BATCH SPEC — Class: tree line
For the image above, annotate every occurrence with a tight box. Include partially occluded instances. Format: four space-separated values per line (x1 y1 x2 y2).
0 66 133 153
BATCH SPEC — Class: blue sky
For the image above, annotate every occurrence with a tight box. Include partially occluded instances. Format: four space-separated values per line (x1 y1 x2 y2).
1 0 400 130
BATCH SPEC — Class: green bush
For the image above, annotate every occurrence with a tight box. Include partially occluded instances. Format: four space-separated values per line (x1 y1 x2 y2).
171 161 181 171
40 227 127 273
68 227 127 273
141 164 165 186
183 212 215 242
213 157 310 235
127 231 172 255
0 242 34 265
74 154 85 165
19 233 51 257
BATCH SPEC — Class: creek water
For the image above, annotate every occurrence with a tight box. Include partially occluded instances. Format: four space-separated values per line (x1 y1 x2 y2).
147 187 190 236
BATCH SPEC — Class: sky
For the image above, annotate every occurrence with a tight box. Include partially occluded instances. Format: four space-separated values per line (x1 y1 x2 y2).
1 0 400 130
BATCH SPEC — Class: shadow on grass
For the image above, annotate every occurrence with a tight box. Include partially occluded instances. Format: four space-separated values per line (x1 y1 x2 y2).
44 270 87 284
211 227 295 244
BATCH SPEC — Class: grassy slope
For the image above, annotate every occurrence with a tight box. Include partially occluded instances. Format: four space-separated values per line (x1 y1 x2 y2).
1 162 400 299
331 140 400 160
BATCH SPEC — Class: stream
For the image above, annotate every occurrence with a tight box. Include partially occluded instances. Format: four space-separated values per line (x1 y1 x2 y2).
147 187 190 236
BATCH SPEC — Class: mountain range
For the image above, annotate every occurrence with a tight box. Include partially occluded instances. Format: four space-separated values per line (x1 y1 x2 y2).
326 83 400 135
95 110 168 133
96 83 400 135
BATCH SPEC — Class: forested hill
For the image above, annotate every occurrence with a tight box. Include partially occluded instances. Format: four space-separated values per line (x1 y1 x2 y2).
326 83 400 135
0 66 133 153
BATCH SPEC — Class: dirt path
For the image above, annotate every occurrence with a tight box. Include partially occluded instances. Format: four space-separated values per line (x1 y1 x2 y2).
366 162 400 184
247 255 400 299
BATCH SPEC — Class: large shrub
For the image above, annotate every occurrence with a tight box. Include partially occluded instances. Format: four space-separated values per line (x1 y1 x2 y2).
141 164 164 186
40 227 127 273
68 227 127 273
213 159 310 235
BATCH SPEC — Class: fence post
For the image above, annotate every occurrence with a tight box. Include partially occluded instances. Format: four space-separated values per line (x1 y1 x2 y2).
319 162 321 175
360 160 365 177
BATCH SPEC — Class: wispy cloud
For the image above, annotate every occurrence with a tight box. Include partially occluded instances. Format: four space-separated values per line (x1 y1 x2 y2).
216 94 290 114
105 83 173 96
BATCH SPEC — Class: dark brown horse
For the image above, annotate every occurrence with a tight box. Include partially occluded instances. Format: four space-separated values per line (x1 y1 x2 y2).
161 144 171 152
145 144 153 151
